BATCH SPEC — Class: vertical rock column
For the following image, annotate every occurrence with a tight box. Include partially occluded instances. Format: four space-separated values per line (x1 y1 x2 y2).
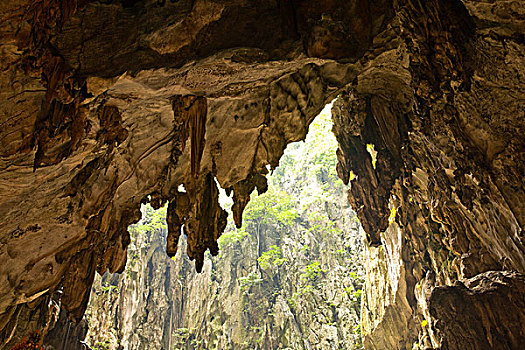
168 95 228 272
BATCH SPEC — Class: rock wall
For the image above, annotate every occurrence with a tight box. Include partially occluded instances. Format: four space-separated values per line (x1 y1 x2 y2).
0 0 523 349
85 205 178 350
85 114 366 350
331 1 525 348
86 207 364 350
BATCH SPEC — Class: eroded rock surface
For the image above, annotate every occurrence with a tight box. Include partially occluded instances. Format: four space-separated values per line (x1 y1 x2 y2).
331 0 525 348
85 122 366 349
429 271 525 350
0 0 523 348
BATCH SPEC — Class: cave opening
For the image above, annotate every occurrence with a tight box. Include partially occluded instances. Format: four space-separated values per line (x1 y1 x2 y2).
2 0 525 348
84 102 367 349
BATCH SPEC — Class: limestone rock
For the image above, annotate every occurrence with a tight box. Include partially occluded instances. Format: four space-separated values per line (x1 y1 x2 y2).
332 1 525 348
84 136 366 349
0 0 524 348
429 271 525 350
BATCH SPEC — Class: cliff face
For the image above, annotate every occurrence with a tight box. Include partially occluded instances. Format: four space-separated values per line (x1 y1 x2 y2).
85 202 363 350
330 1 525 348
85 112 366 350
85 205 178 350
0 0 524 349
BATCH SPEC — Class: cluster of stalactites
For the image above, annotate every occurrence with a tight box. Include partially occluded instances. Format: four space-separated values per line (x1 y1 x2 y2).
166 173 228 272
166 95 268 272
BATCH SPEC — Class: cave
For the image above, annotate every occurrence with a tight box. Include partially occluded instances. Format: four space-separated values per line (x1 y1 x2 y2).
0 0 524 349
82 105 367 349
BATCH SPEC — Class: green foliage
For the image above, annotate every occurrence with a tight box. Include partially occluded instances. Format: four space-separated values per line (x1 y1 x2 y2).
249 325 262 334
243 188 298 228
353 324 361 336
288 285 315 308
343 286 362 302
258 245 286 270
353 289 362 302
101 284 118 294
353 324 364 349
307 211 343 239
128 204 167 239
190 339 202 347
172 328 190 349
239 272 263 295
93 341 111 350
173 328 189 337
300 261 323 282
270 105 346 202
217 227 248 250
335 248 346 255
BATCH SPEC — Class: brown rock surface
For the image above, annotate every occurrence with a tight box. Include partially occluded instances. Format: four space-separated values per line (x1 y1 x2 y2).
331 0 525 348
429 271 525 350
0 0 523 349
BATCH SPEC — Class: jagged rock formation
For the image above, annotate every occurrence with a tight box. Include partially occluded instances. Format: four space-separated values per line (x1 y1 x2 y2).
0 0 523 349
85 117 366 349
85 205 179 350
330 1 525 348
86 196 364 350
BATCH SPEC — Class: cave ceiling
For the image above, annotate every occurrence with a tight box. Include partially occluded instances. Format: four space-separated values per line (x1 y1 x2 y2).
0 0 524 348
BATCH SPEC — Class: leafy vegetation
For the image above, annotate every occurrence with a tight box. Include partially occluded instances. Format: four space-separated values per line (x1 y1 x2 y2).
100 284 119 294
258 245 286 270
92 341 111 350
217 227 248 250
300 261 323 282
128 204 167 239
239 272 263 295
172 327 190 349
242 188 298 229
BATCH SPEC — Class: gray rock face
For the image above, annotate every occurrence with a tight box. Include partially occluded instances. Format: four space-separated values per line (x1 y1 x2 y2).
85 206 178 350
86 212 364 350
85 116 366 349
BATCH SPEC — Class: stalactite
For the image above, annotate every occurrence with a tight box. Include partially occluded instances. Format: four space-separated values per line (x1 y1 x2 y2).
230 174 268 228
171 95 207 177
166 173 228 273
